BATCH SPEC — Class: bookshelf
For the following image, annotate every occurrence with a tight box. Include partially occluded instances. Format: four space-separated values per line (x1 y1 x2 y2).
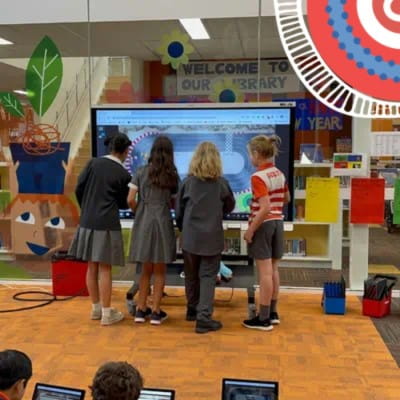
0 163 13 259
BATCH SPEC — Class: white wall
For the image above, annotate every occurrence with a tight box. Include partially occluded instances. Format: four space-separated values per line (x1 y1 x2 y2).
0 0 306 24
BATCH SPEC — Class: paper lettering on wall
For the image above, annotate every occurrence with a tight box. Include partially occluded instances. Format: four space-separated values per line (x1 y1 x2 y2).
176 60 300 96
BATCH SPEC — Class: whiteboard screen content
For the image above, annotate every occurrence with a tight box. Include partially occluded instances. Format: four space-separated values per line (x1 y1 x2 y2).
91 104 295 221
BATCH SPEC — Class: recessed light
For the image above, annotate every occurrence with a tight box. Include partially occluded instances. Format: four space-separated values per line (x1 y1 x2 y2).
13 90 28 96
179 18 210 40
0 37 13 45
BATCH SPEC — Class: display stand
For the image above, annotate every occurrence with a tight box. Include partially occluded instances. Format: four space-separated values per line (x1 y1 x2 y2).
349 118 371 290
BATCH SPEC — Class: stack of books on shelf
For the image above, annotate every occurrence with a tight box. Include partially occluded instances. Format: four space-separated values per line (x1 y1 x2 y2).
223 237 241 255
284 238 306 257
339 176 351 188
294 176 307 190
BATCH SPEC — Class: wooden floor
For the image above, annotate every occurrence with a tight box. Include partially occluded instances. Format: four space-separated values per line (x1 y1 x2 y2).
1 286 400 400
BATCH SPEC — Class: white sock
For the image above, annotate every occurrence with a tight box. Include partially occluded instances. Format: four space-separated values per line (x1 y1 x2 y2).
102 307 112 317
92 303 101 312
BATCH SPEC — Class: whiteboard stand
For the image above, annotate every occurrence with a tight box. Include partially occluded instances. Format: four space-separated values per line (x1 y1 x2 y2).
349 117 371 290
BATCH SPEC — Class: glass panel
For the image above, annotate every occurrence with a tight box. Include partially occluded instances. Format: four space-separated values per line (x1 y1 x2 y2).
0 5 90 279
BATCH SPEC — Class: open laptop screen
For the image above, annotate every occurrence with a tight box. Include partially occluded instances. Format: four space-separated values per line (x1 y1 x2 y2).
223 378 278 400
32 383 85 400
138 388 175 400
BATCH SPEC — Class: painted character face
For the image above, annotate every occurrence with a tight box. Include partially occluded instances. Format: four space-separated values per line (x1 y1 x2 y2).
10 195 78 256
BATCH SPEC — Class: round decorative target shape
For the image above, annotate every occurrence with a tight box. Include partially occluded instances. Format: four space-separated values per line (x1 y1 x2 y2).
273 0 400 118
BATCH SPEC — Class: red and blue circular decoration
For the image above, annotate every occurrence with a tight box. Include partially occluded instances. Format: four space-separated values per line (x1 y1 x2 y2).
308 0 400 102
274 0 400 116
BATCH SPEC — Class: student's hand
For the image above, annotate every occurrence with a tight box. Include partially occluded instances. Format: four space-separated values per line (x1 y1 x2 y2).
244 230 254 244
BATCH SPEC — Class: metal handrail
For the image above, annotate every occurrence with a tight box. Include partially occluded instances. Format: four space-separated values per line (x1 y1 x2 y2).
54 57 101 140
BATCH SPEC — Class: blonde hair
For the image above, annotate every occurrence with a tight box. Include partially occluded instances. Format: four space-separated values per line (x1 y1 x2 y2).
248 135 280 159
189 142 222 180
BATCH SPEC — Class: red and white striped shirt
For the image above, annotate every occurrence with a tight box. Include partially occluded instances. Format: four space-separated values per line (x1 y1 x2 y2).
249 163 288 224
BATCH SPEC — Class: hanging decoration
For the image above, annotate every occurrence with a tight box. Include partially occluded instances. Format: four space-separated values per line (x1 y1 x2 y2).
209 79 244 103
157 30 194 70
274 0 400 118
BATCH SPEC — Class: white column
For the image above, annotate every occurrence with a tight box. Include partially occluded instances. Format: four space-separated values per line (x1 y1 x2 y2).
349 117 371 290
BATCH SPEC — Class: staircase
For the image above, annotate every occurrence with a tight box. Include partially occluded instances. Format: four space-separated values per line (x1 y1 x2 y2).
72 74 133 179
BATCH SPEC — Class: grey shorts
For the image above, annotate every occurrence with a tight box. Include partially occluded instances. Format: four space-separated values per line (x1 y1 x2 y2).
248 220 284 260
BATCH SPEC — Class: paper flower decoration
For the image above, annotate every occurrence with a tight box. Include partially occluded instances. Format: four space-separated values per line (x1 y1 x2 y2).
158 30 194 70
209 79 244 103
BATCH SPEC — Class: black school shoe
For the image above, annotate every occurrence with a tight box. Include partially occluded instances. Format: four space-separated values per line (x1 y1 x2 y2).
134 307 152 323
242 316 273 331
270 312 280 325
150 310 168 325
195 319 223 334
186 307 197 321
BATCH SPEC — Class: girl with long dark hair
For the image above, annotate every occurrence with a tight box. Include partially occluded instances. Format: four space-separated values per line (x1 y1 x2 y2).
128 135 179 325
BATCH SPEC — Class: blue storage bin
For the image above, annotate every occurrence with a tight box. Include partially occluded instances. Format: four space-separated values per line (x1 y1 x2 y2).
323 296 346 315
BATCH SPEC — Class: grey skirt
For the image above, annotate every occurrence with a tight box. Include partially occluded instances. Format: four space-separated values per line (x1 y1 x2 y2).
69 226 125 266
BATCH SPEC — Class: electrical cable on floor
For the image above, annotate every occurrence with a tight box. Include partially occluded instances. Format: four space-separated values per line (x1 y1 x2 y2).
0 288 77 314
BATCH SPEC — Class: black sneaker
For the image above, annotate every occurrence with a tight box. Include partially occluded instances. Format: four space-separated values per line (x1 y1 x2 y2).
150 310 168 325
186 307 197 321
242 316 273 331
195 319 223 334
270 312 280 325
134 307 152 323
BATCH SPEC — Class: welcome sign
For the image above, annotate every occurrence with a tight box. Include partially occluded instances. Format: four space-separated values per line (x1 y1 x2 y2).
176 60 300 95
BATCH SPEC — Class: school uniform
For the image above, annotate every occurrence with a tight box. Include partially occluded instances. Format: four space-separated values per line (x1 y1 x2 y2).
69 155 131 266
176 176 235 322
248 162 288 260
0 392 9 400
129 165 177 263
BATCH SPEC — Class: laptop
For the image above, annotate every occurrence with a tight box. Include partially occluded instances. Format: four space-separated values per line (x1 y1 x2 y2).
139 388 175 400
32 383 85 400
222 378 279 400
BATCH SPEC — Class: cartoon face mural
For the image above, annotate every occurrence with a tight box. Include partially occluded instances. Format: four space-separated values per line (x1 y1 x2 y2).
9 140 79 257
10 194 78 256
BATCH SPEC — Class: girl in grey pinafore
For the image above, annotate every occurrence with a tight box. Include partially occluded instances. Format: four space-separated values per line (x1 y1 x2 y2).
129 166 176 263
128 135 179 325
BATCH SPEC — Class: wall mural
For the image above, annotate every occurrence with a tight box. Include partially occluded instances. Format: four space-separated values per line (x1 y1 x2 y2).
0 35 79 268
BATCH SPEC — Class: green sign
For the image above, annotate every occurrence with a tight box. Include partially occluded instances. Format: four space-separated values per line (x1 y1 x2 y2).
393 179 400 225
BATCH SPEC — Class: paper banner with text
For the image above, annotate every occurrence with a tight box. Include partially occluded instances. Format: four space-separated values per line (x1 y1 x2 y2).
305 177 340 223
350 178 385 224
393 179 400 225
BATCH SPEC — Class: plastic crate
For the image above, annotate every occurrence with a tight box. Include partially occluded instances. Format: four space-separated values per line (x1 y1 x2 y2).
362 292 392 318
52 253 89 297
323 296 346 315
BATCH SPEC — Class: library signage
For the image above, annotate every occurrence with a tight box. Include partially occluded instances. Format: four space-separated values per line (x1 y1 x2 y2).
295 99 343 131
176 60 300 95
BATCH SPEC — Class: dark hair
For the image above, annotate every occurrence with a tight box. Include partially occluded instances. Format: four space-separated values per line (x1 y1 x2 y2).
91 362 143 400
0 350 32 390
148 135 179 190
104 133 131 155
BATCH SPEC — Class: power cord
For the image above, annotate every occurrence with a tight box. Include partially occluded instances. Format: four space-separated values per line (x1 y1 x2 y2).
0 288 78 314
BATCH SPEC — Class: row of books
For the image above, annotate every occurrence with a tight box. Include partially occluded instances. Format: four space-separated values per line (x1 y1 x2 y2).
283 239 306 257
176 237 241 255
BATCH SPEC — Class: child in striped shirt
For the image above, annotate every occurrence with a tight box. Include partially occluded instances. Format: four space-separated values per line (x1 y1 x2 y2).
243 135 290 331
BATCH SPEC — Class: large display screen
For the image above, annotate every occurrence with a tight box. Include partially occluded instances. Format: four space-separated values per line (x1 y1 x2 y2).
92 105 295 220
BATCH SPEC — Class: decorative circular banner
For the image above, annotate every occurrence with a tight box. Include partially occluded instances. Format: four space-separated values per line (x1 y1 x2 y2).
274 0 400 118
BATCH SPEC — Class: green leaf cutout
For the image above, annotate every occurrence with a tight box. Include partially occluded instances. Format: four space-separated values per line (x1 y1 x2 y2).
0 92 25 118
26 36 63 117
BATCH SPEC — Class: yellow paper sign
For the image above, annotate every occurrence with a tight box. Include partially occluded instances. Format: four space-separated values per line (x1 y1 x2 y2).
305 177 340 222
